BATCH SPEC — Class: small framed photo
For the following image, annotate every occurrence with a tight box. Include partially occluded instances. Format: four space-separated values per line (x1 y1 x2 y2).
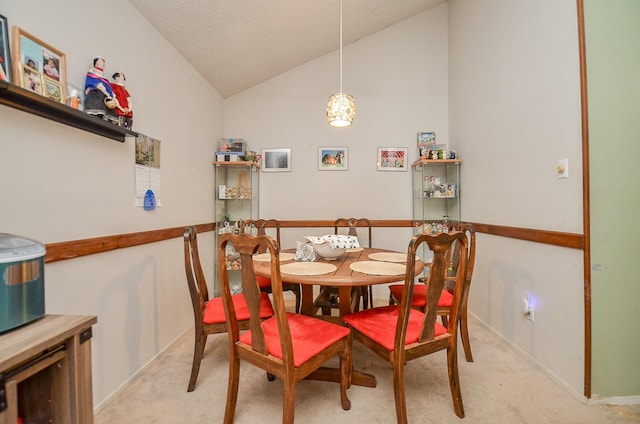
43 77 63 103
0 15 11 83
11 26 66 102
19 64 42 95
319 146 348 171
377 147 408 172
262 148 292 172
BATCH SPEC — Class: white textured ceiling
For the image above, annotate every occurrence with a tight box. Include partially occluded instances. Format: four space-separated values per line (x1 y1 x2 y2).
128 0 445 98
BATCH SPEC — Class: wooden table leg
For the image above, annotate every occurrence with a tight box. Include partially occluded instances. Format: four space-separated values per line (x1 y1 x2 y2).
338 286 352 317
301 284 314 315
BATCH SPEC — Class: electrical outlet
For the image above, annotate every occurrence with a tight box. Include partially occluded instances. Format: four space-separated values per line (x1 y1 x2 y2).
557 159 568 179
522 292 535 321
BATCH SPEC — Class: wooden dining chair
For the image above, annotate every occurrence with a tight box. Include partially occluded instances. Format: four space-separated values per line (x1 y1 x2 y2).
183 226 274 392
388 222 476 362
344 231 468 423
315 218 373 315
218 232 352 424
242 219 301 313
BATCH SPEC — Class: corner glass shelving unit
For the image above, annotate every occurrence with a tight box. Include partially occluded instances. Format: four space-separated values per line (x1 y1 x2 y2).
213 161 259 295
412 158 462 267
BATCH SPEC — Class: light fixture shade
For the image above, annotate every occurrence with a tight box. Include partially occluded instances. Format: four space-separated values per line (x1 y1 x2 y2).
327 93 356 127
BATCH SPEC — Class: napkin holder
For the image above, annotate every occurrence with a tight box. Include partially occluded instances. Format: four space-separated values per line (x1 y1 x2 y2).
295 241 316 262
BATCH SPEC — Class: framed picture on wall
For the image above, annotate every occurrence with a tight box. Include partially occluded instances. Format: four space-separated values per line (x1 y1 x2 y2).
318 146 348 171
262 148 292 172
11 26 66 102
377 147 408 172
0 15 11 83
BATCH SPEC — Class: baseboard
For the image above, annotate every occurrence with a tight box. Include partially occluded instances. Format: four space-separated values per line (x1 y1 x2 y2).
587 395 640 406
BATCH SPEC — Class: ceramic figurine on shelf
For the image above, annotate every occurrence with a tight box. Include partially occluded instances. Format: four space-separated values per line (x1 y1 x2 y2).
84 56 118 123
111 71 133 129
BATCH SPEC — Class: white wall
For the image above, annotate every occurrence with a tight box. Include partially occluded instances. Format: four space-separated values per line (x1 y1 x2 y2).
225 5 449 219
225 4 450 274
0 0 222 408
448 0 585 395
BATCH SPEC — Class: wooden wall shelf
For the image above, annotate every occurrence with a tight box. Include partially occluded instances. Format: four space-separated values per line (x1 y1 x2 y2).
0 80 137 143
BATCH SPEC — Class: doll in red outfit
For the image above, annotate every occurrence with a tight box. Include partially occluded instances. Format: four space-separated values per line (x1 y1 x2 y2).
111 71 133 129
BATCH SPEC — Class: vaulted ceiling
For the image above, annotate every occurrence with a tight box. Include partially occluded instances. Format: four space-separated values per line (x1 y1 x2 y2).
129 0 446 97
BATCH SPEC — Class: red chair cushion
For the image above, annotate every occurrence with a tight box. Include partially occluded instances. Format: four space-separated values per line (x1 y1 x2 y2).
239 312 350 367
203 292 274 324
343 305 447 351
388 284 453 308
256 275 272 289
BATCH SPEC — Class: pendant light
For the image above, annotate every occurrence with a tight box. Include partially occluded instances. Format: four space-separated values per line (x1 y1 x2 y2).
326 0 355 127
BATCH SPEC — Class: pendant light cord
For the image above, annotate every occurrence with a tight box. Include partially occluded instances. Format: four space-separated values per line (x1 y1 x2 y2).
339 0 343 93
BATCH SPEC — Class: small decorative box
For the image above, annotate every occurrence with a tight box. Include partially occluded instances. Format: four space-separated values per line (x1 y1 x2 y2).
216 151 245 162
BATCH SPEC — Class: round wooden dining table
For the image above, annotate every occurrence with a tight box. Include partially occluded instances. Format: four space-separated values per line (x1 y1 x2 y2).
253 247 425 317
252 246 425 388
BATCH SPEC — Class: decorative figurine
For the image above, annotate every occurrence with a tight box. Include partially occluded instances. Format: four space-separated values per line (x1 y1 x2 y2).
111 71 133 129
84 56 118 123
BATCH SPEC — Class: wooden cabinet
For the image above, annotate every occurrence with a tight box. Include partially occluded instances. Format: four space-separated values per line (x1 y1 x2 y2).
213 161 260 295
0 315 97 424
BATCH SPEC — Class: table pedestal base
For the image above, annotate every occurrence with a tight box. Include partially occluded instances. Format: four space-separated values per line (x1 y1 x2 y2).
306 367 377 388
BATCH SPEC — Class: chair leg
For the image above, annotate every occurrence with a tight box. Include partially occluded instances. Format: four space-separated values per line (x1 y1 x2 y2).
460 304 473 362
446 342 465 418
361 286 369 309
187 331 207 392
282 378 296 424
223 350 241 424
392 359 408 424
340 337 352 409
441 315 449 327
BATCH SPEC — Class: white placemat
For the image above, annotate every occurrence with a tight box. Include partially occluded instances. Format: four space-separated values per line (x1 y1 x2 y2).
368 252 408 263
253 252 296 262
350 261 406 276
280 262 337 276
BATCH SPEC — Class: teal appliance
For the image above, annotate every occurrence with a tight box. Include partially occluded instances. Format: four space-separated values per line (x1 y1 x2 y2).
0 233 46 333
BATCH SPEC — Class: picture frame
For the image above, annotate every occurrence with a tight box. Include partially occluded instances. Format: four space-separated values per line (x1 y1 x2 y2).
0 15 11 82
11 26 66 102
43 77 63 103
261 148 292 172
318 146 348 171
19 63 42 95
377 147 408 172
